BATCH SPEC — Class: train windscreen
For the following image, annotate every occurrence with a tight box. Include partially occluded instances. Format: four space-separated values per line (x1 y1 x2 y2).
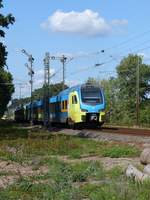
81 86 103 105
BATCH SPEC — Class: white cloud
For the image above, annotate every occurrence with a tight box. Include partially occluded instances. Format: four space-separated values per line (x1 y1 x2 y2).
41 9 123 37
41 9 128 37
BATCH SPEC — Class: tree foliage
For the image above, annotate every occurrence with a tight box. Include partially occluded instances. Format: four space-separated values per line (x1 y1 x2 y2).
0 0 15 117
0 70 14 116
116 54 150 124
33 82 68 100
9 82 68 110
86 54 150 126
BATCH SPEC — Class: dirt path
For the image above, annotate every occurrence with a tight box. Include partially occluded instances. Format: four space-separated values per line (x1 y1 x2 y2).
54 155 141 170
0 160 49 189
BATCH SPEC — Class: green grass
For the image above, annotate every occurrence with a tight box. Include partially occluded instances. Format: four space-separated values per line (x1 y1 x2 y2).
0 136 139 163
0 127 140 164
1 160 150 200
0 159 82 200
71 161 105 182
0 122 146 199
0 159 114 199
80 180 150 200
102 145 139 158
106 166 124 179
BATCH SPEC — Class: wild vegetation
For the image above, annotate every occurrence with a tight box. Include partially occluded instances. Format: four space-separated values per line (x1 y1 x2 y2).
0 121 140 163
9 82 68 111
0 122 150 199
87 54 150 127
0 0 15 117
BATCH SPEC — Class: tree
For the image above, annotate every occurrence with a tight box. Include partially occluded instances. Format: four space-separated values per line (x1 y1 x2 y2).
0 0 15 117
0 70 14 116
100 77 120 123
116 54 150 124
9 82 69 111
33 82 68 100
86 77 99 86
85 55 150 126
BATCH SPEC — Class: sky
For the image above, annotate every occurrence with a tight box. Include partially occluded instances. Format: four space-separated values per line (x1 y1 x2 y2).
2 0 150 99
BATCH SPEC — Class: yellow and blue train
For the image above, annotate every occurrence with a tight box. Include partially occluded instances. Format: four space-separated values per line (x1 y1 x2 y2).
15 84 106 127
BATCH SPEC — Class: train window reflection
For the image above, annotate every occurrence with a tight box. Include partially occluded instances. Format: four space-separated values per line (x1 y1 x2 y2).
81 86 103 105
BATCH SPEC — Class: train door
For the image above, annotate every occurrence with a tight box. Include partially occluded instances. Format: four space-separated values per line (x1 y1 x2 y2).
68 91 81 124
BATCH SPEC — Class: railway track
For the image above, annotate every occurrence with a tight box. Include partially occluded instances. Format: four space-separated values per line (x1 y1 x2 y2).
13 121 150 142
95 126 150 137
50 123 150 136
53 125 150 143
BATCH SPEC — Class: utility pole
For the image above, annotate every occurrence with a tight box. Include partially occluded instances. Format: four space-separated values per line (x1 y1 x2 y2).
60 55 67 90
22 49 34 126
43 52 50 127
50 55 72 90
136 56 140 126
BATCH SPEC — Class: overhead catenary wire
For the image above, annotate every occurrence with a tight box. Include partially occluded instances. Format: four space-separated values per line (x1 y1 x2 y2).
117 39 150 55
67 28 150 60
52 32 150 81
106 29 150 51
65 44 150 79
48 42 150 84
13 29 150 99
35 29 150 88
66 57 117 78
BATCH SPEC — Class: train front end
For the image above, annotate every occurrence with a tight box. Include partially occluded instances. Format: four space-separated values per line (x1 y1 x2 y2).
80 84 105 126
68 84 105 127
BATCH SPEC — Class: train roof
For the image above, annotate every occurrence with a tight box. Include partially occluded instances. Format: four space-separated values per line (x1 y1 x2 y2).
49 96 57 103
58 84 102 96
49 85 81 103
26 84 103 106
49 84 103 103
58 85 81 96
26 99 43 108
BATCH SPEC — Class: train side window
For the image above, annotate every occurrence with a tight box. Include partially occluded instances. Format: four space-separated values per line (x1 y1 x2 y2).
64 100 67 109
72 95 77 104
61 101 64 110
61 101 67 110
74 95 77 104
63 101 65 109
